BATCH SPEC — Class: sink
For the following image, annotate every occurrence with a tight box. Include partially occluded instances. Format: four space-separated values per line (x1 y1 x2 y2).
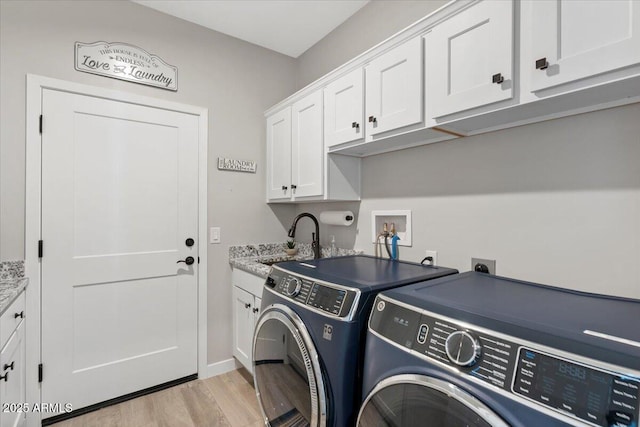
258 257 292 266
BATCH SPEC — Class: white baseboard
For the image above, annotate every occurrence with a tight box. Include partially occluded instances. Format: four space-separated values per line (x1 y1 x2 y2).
205 358 241 379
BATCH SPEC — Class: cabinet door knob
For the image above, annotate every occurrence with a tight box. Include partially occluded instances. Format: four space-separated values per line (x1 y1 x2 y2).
492 73 504 84
368 116 377 123
291 184 297 190
253 307 259 314
352 122 360 129
281 185 288 191
244 303 251 309
14 311 24 319
535 58 549 70
3 362 14 371
0 373 7 382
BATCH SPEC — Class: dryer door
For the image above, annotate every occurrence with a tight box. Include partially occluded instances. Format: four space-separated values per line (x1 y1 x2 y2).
253 304 327 427
357 374 509 427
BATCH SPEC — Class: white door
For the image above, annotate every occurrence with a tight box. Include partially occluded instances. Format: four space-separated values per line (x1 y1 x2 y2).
266 107 292 201
291 91 323 199
324 68 364 148
529 0 640 92
365 36 423 137
427 0 514 118
40 88 199 415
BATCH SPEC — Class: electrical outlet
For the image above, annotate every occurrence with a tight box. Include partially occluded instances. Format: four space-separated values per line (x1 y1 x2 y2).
471 257 496 274
425 250 438 266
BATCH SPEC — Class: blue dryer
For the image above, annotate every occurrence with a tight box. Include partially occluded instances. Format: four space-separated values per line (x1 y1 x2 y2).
358 271 640 427
252 255 458 427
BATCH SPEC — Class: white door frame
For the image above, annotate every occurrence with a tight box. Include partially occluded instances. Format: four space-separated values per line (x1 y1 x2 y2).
24 74 208 427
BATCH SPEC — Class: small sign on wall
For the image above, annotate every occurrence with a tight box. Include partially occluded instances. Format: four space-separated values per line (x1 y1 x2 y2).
75 41 178 91
217 157 257 173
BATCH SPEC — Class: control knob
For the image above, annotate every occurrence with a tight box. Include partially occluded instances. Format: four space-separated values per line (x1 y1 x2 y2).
445 330 481 367
284 277 302 298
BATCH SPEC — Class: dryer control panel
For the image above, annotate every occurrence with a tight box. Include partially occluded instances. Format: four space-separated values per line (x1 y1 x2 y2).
266 268 358 319
369 296 640 427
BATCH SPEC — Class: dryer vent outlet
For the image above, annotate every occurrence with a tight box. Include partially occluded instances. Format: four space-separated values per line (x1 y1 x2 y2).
472 258 496 275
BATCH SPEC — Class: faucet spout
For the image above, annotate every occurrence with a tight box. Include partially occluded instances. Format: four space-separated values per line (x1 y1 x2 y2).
288 213 320 259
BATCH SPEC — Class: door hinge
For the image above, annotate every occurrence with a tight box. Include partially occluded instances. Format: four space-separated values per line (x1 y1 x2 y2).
39 115 43 134
198 256 200 264
38 240 43 258
38 364 43 383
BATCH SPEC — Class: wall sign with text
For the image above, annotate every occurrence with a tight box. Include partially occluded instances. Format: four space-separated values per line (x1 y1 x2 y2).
75 41 178 91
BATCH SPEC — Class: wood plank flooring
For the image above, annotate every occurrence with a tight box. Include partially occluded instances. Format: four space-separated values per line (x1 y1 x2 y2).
50 369 264 427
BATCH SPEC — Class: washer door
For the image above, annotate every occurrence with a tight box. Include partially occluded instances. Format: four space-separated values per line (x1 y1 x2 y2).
357 374 509 427
253 304 327 427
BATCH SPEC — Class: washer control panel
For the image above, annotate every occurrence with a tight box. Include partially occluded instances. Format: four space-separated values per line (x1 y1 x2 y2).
369 296 640 427
266 269 357 318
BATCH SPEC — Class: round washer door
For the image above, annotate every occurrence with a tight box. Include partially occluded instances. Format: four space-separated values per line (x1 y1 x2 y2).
357 374 509 427
253 304 327 427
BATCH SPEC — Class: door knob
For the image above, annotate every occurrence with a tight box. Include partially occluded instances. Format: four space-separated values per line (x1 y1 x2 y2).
177 256 195 266
0 373 7 382
14 311 24 319
3 362 14 371
244 303 251 309
492 73 504 84
185 238 195 247
352 122 360 129
368 116 377 123
253 307 259 314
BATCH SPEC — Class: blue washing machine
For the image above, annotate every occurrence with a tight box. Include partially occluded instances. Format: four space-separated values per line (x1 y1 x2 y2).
252 255 458 427
358 271 640 427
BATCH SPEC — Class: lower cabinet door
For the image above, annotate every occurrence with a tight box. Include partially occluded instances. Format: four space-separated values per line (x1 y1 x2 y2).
1 322 26 427
233 286 255 373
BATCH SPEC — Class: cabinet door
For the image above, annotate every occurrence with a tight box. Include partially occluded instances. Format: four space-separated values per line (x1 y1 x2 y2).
0 323 25 427
529 0 640 92
427 0 513 118
365 37 423 137
232 286 255 372
291 91 323 198
324 68 364 148
266 107 292 201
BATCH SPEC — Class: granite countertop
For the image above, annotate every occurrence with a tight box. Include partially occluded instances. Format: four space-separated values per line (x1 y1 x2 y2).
0 277 28 316
229 242 362 279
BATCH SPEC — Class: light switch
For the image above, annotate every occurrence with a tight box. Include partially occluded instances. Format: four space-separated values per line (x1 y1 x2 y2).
210 227 221 244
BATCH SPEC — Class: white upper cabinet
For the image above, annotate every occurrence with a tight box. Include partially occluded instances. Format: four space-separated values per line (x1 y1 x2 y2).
266 107 291 201
291 91 324 199
324 68 364 148
365 36 423 138
528 0 640 93
427 0 514 119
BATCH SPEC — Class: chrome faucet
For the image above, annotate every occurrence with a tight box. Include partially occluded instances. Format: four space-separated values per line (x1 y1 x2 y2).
288 213 320 259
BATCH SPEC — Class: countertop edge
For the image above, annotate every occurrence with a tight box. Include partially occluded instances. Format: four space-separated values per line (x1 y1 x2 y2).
0 277 29 316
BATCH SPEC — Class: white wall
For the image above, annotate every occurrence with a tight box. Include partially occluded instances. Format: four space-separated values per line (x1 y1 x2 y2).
293 2 640 299
0 0 298 363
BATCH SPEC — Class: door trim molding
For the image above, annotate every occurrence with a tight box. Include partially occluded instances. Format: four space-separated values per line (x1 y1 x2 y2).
25 74 208 427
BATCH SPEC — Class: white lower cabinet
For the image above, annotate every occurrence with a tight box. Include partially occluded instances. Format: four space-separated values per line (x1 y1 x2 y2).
232 270 264 374
0 292 26 427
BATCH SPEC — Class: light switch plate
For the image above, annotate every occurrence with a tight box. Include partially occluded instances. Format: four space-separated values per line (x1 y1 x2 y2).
210 227 221 244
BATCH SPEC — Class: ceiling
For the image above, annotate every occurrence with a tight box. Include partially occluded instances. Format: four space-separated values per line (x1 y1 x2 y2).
132 0 370 58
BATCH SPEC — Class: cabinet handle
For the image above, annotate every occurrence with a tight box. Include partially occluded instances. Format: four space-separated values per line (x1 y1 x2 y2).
0 373 7 382
281 185 288 191
253 308 259 314
352 122 360 129
14 311 24 319
244 303 251 309
291 184 297 190
368 116 377 123
492 73 504 84
3 362 14 371
535 58 549 70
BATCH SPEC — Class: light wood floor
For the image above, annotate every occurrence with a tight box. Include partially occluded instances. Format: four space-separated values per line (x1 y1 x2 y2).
50 369 264 427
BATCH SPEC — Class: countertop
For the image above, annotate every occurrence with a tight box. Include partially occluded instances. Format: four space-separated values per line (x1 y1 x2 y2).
0 277 28 316
229 242 362 279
